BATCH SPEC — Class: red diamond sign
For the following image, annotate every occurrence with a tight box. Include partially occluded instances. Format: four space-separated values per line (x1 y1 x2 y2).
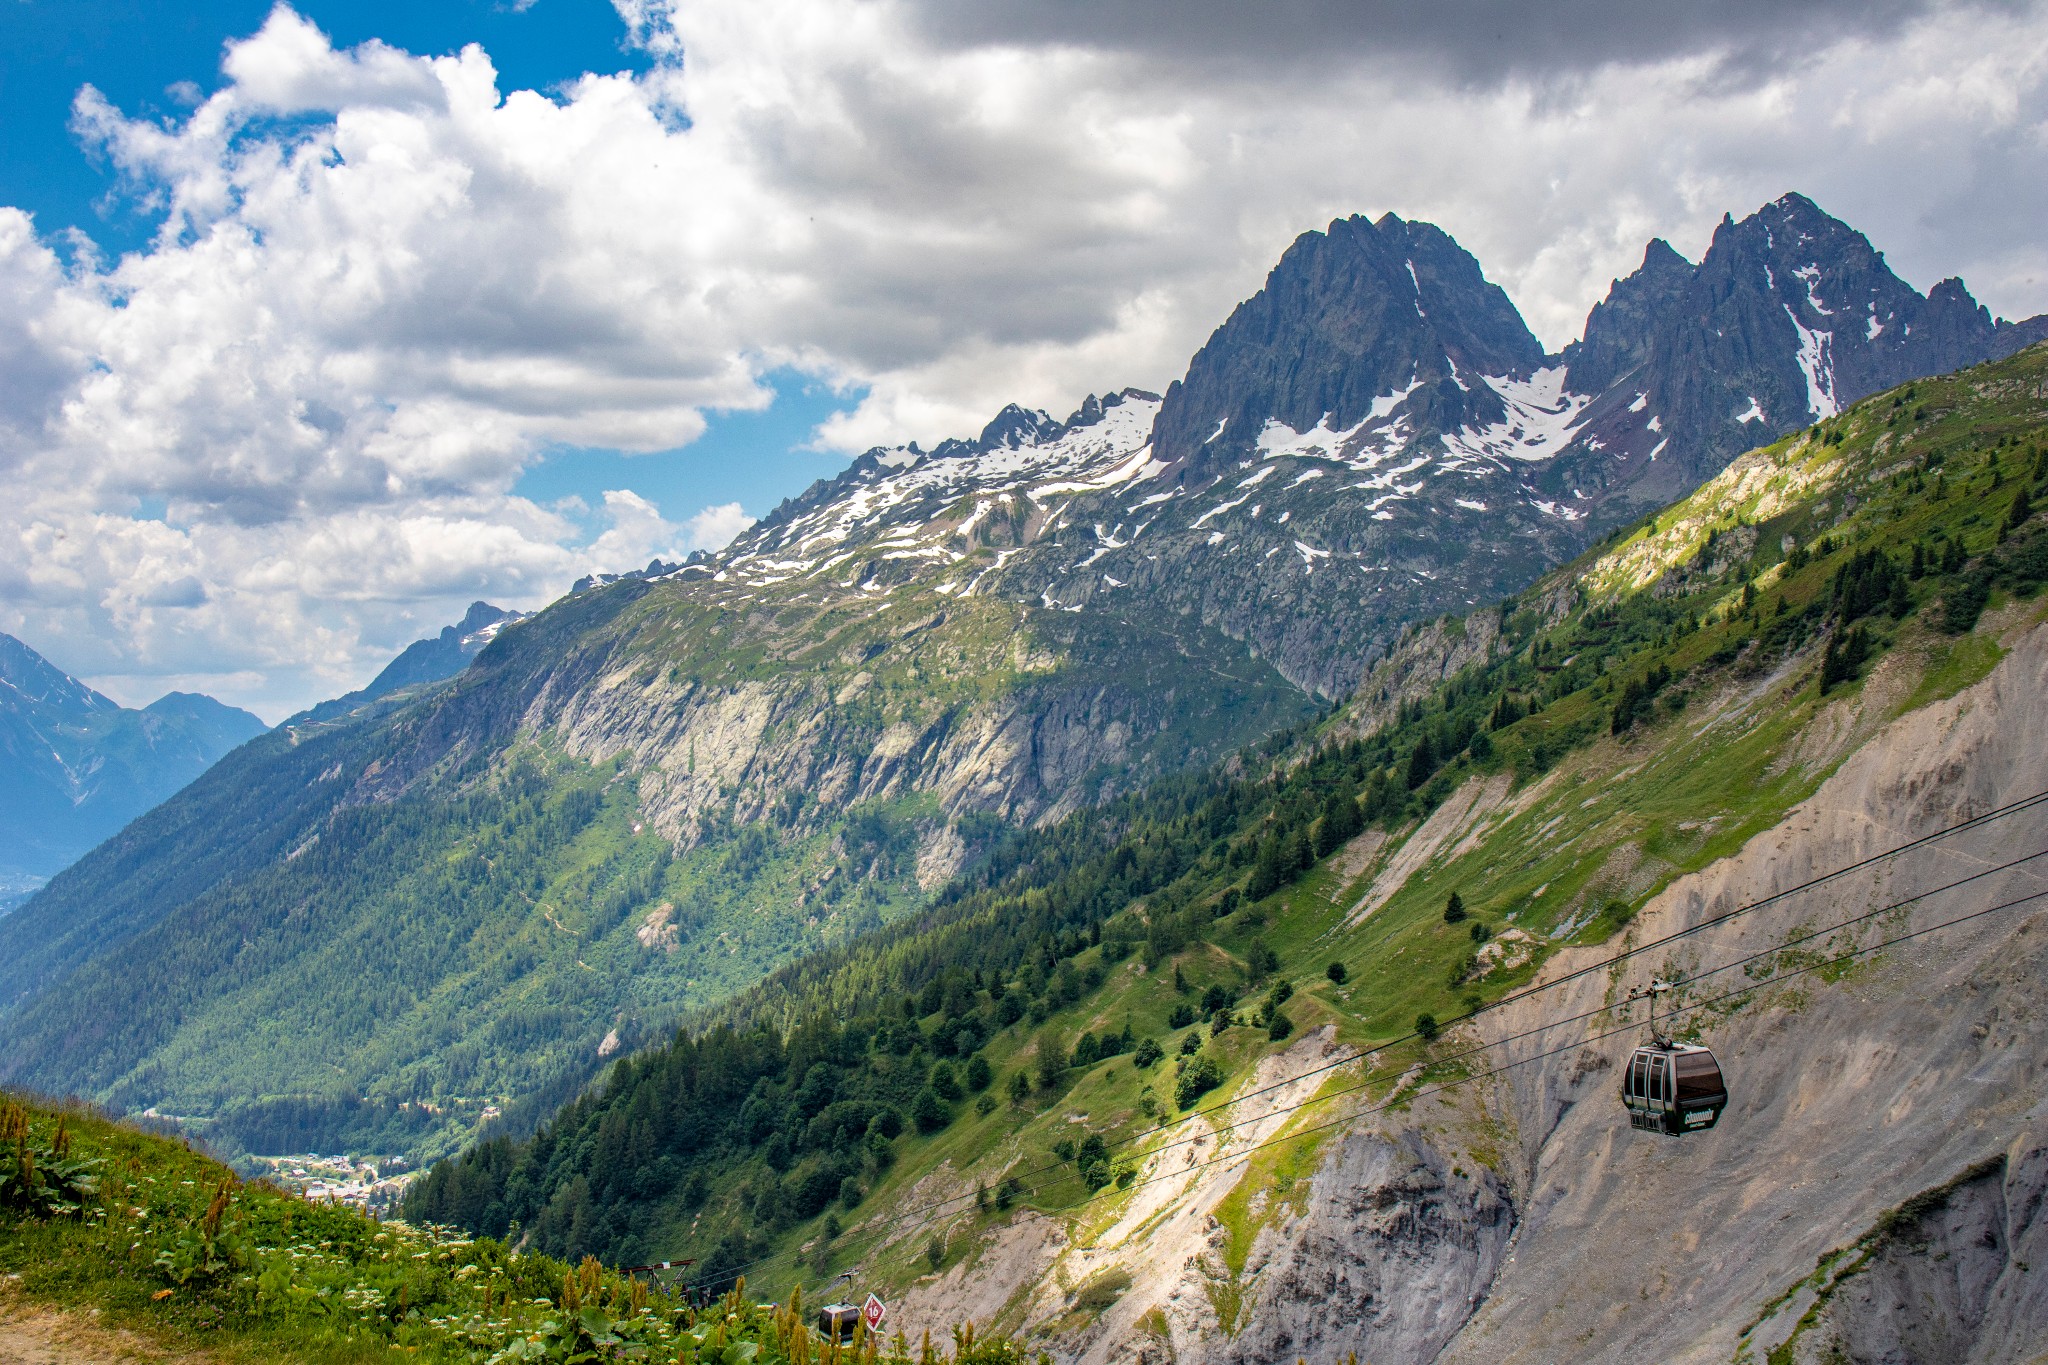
862 1293 887 1332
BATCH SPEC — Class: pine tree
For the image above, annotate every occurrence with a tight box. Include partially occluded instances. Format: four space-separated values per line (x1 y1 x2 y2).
1405 734 1437 790
1443 892 1467 924
2008 485 2033 531
1247 836 1285 901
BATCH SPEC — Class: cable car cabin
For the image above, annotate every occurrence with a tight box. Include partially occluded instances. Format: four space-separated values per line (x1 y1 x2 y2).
817 1304 860 1344
1621 1042 1727 1135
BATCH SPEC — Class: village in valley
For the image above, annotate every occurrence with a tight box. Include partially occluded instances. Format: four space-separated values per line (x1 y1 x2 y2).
244 1153 418 1216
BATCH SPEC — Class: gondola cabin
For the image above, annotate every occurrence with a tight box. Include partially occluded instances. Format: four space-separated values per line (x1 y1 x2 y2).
1621 1042 1727 1135
817 1303 860 1343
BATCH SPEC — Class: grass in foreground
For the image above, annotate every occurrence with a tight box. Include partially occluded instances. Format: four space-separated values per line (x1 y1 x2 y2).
0 1093 1044 1364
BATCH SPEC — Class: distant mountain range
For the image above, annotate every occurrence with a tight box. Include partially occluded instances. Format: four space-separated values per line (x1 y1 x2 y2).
1 190 2041 1159
287 602 527 727
0 604 525 914
0 634 267 906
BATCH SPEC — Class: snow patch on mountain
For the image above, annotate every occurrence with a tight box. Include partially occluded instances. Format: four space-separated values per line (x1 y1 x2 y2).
1787 306 1840 419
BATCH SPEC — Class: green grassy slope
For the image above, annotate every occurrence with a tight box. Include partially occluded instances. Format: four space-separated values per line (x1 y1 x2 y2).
405 345 2048 1312
0 1091 1030 1364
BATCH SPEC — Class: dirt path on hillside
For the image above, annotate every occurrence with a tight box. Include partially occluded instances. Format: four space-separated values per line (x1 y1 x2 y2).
0 1281 217 1364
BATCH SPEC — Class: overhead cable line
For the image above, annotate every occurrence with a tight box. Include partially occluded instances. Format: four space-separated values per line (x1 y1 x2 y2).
680 842 2048 1292
1018 880 2048 1221
817 797 2048 1235
882 859 2048 1242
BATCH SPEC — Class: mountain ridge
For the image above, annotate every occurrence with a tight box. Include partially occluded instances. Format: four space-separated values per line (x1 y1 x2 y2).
0 632 267 900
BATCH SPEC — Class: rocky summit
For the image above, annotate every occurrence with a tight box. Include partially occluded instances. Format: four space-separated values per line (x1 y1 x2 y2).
756 194 2046 697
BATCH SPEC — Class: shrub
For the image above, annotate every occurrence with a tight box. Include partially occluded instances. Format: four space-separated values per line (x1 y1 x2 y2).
1326 961 1349 985
1034 1035 1067 1090
1133 1037 1164 1067
1178 1032 1201 1057
1168 1002 1196 1029
1312 788 1363 857
1074 1268 1132 1312
1941 572 1991 634
964 1054 992 1092
930 1061 963 1101
911 1087 950 1134
1266 1012 1293 1042
1819 625 1871 691
1175 1056 1224 1109
1415 1013 1440 1041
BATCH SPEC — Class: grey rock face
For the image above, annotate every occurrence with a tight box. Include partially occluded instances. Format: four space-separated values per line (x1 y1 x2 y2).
1439 620 2048 1365
1152 212 1545 487
1201 1129 1513 1365
1547 192 2048 511
1778 1139 2048 1365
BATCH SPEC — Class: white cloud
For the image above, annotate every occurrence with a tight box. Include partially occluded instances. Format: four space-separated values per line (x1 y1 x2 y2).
681 501 753 553
3 0 2046 715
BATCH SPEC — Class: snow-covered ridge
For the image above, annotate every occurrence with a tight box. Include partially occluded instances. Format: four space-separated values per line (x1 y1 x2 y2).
710 393 1165 596
689 363 1617 613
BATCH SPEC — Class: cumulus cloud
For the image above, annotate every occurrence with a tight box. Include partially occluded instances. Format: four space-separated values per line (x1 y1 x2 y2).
2 0 2046 715
681 501 753 554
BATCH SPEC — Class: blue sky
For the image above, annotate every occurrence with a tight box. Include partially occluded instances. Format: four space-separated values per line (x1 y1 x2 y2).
3 2 642 253
0 0 861 550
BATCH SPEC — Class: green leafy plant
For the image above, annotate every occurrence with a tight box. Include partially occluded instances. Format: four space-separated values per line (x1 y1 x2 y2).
0 1105 98 1219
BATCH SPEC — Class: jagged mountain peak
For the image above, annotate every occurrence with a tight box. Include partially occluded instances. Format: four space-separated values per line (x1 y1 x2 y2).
1148 212 1548 488
692 193 2045 704
1540 191 2048 512
974 403 1064 452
